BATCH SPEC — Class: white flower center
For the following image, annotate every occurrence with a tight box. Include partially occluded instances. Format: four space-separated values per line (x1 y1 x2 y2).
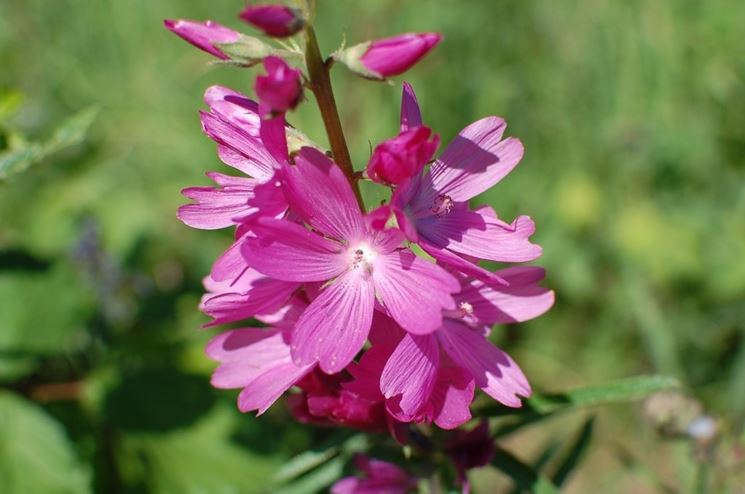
349 243 376 271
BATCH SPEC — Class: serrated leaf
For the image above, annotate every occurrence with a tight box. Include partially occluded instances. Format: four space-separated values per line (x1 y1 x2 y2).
0 391 91 494
0 107 97 180
45 107 99 155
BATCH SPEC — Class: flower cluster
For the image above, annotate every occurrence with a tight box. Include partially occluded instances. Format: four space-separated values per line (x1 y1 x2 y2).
166 3 553 438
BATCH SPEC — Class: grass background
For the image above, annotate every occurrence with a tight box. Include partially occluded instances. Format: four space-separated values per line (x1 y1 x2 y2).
1 0 744 492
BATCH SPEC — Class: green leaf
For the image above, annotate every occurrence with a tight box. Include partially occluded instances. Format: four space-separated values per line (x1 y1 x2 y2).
274 431 365 483
492 447 560 494
0 391 91 493
0 107 97 180
273 456 345 494
44 107 98 155
480 375 679 436
118 404 280 494
551 417 595 487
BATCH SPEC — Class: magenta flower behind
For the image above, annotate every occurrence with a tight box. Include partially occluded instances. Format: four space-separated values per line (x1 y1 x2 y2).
165 2 554 491
163 19 240 59
239 3 305 38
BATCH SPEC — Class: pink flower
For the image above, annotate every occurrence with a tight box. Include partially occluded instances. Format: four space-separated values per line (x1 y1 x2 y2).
241 147 459 374
379 267 554 421
366 126 439 186
381 83 541 285
361 33 442 78
178 85 288 230
239 4 304 38
163 19 240 60
331 455 417 494
287 368 391 432
254 56 303 114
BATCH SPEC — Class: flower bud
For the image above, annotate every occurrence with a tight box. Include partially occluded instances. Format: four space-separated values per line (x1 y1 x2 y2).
239 4 305 38
367 126 439 185
163 19 241 60
335 33 442 80
254 56 303 114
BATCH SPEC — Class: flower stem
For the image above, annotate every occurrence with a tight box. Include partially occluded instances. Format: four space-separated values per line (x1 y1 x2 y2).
303 25 364 208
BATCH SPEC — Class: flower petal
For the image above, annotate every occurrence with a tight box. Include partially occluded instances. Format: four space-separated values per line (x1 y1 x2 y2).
281 147 364 240
431 361 475 429
178 174 257 230
200 110 278 181
291 269 375 373
238 361 314 414
374 249 458 334
419 240 509 286
381 333 439 417
201 277 299 326
438 320 531 407
241 217 345 282
206 328 288 388
458 266 554 325
427 117 524 202
418 209 542 262
400 81 423 131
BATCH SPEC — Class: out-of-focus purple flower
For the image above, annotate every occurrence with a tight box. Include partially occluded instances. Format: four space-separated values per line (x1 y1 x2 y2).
163 19 240 59
254 56 303 114
367 127 439 186
239 4 304 37
361 33 442 78
445 421 495 492
331 455 417 494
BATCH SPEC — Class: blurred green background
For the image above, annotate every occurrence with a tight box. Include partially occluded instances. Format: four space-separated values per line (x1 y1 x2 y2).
1 0 744 492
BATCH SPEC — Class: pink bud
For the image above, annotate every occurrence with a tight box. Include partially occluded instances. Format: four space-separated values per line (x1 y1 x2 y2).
163 19 241 60
254 56 303 114
239 4 304 38
360 33 442 77
367 126 439 185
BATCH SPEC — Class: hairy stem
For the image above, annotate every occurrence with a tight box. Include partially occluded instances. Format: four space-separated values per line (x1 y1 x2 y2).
303 25 364 208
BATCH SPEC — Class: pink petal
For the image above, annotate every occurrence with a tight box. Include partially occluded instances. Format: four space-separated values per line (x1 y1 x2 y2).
178 175 257 230
281 147 364 240
241 217 345 282
200 110 279 180
206 328 289 388
373 249 458 334
238 361 313 414
437 320 531 407
419 240 509 286
201 277 299 326
418 209 542 262
458 266 554 325
259 113 288 164
291 270 376 373
381 333 439 417
204 85 261 136
210 235 251 283
431 361 475 429
427 117 524 202
400 82 423 131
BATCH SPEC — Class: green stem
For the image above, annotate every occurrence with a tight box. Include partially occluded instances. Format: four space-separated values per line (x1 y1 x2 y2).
303 25 364 209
